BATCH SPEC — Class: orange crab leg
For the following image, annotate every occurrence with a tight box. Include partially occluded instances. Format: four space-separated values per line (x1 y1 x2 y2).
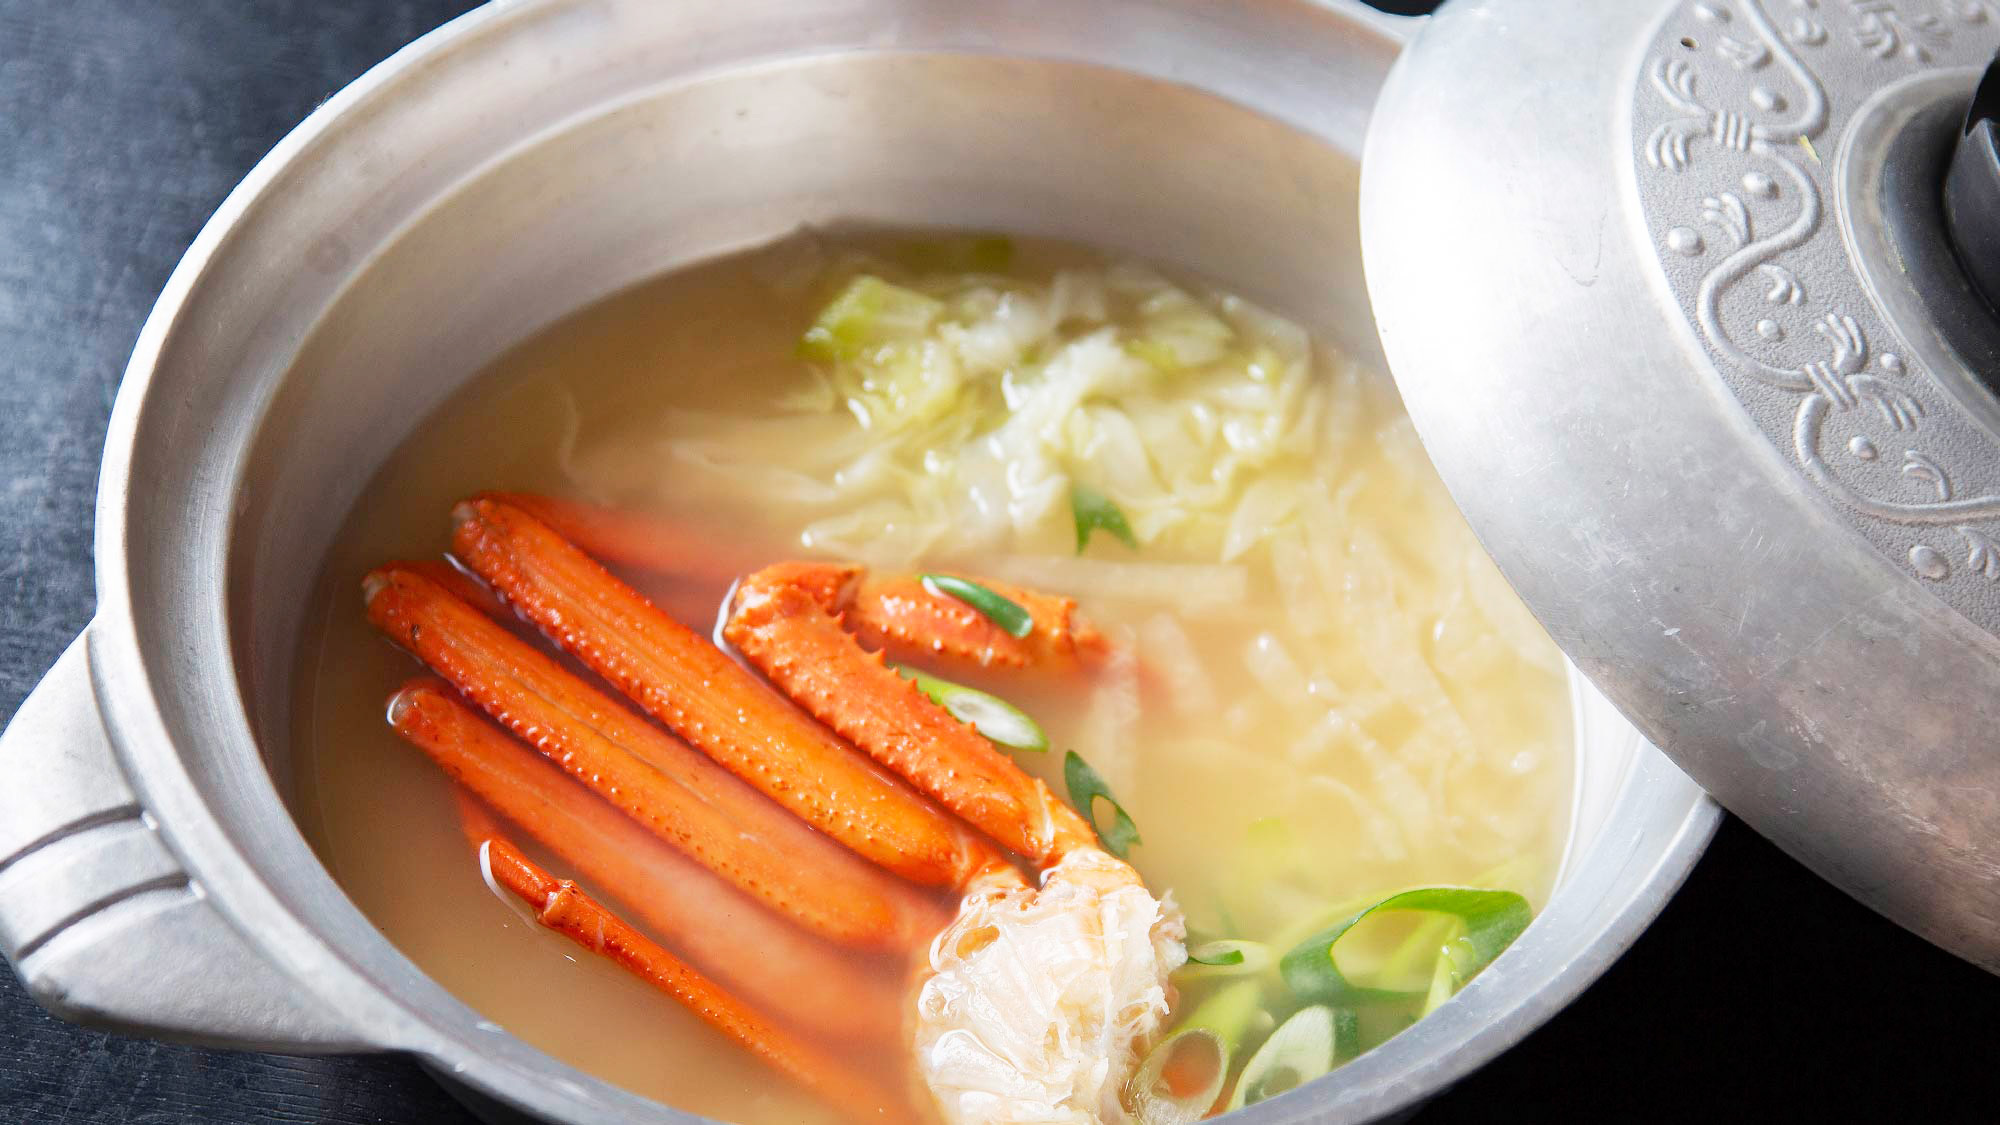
365 564 945 951
391 680 905 1044
487 492 750 587
845 566 1105 675
449 496 1019 892
465 826 915 1125
402 559 513 621
727 565 1100 868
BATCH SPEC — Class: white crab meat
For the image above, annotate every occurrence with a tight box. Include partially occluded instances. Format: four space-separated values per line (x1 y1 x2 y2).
914 850 1187 1124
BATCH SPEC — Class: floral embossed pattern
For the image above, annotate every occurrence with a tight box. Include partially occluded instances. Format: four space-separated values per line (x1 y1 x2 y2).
1632 0 2000 615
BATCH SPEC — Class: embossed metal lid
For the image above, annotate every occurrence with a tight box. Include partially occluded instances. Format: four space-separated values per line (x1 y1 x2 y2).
1359 0 2000 972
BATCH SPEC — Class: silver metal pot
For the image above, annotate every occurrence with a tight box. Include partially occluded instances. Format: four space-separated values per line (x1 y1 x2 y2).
0 1 1716 1121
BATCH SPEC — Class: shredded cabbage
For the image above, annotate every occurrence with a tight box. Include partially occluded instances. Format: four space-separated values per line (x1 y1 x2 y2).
638 261 1333 566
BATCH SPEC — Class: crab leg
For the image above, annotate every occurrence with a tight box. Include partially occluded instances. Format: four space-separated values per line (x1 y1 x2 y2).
402 559 512 620
449 496 1019 891
390 680 905 1044
717 566 1192 1124
461 816 915 1125
488 492 751 587
726 564 1101 868
830 564 1105 675
365 564 944 951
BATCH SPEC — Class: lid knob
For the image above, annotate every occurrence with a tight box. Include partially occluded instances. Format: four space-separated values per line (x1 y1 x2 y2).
1945 54 2000 316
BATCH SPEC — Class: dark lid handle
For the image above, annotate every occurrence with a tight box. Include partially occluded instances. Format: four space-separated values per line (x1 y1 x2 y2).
1945 53 2000 315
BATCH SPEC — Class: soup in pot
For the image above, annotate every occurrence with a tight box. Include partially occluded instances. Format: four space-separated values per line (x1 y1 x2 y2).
290 232 1572 1124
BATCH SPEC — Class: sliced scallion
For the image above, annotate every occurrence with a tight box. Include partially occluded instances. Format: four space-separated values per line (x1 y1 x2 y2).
1278 887 1531 1008
1421 948 1458 1019
1126 980 1260 1125
1188 942 1248 967
893 665 1048 752
1181 939 1274 978
1226 1005 1338 1111
1330 1007 1361 1060
1379 911 1461 992
1070 483 1137 553
1064 750 1140 858
920 573 1033 638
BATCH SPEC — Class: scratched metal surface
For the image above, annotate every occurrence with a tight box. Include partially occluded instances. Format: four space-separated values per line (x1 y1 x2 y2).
0 0 1994 1122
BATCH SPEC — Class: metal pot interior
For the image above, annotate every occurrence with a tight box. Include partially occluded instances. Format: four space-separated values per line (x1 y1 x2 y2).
94 2 1715 1121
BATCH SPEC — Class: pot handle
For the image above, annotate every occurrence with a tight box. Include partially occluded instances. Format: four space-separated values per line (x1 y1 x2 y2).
0 629 367 1050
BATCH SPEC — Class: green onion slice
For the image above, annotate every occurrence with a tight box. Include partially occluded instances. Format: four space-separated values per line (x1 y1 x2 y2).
1070 483 1137 554
1421 948 1458 1019
1226 1005 1339 1111
1064 750 1140 858
1182 940 1273 976
1378 911 1461 990
1330 1007 1361 1060
1126 980 1260 1125
920 574 1034 638
1187 942 1247 966
1278 887 1531 1008
893 666 1048 752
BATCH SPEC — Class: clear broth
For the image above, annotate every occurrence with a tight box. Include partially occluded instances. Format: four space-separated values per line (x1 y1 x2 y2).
290 234 1572 1123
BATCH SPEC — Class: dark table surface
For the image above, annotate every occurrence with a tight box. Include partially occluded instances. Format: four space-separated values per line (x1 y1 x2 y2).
2 1 1997 1122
